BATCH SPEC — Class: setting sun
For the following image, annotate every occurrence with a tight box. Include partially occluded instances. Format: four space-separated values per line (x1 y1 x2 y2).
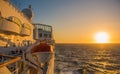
95 32 109 43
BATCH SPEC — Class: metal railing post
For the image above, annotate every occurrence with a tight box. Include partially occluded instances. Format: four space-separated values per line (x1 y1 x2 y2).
15 62 18 74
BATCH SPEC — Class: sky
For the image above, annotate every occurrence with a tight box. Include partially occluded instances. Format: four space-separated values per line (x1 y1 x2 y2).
11 0 120 43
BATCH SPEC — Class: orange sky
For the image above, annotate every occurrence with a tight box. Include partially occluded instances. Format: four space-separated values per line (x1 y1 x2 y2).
51 1 120 43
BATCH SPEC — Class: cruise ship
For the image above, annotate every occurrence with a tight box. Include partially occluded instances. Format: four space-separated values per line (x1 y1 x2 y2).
0 0 55 74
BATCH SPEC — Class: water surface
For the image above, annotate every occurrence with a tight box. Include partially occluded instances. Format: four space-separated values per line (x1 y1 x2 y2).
55 44 120 74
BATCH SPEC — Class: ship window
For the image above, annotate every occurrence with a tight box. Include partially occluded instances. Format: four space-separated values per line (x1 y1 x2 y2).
48 27 50 31
38 28 42 31
49 34 51 38
34 24 52 32
44 27 46 31
39 33 42 38
48 27 52 32
43 26 52 32
39 25 44 30
44 34 48 38
46 27 48 31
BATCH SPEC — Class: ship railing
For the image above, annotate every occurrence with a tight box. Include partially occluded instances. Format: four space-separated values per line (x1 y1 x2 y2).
0 54 21 67
0 54 21 74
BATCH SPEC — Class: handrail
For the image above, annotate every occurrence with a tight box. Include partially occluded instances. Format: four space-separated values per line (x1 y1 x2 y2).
0 54 21 68
0 54 15 58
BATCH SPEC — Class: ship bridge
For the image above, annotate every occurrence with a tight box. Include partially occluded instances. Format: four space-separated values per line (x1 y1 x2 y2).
33 23 54 44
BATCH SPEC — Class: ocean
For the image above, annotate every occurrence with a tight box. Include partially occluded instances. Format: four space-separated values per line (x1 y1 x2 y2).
55 44 120 74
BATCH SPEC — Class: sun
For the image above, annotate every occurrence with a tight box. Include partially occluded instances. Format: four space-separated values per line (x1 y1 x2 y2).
95 32 109 43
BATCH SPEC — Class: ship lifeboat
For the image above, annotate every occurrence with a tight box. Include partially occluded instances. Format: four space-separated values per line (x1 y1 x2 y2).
20 23 31 36
25 42 54 67
31 43 53 53
0 16 22 34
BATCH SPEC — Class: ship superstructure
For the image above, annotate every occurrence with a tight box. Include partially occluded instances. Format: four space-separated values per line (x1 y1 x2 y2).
0 0 55 74
33 23 54 44
0 0 34 47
